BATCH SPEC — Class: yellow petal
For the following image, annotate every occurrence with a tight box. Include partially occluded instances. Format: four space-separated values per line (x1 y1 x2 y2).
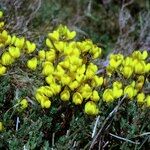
1 52 15 65
72 92 83 105
137 93 145 104
27 57 37 70
0 65 6 75
84 101 99 115
8 46 21 58
103 89 114 102
60 89 70 101
44 100 51 108
48 31 59 41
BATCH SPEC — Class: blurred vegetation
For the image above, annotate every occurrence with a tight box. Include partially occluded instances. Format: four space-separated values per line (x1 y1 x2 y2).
0 0 150 149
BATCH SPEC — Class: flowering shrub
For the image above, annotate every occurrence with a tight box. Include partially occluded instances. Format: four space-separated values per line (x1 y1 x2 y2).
0 10 150 124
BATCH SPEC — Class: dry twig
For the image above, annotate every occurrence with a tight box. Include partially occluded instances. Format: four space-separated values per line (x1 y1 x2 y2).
89 95 126 149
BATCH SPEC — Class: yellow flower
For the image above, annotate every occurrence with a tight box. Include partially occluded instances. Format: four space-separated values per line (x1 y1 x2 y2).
90 46 102 59
123 57 133 66
51 83 61 94
0 122 3 131
60 89 70 101
145 95 150 107
77 64 86 75
69 64 77 72
79 84 92 99
109 59 120 69
86 63 98 79
113 81 122 89
54 41 65 52
46 38 53 48
35 92 48 103
0 21 4 29
124 85 137 99
61 75 71 85
69 80 79 91
1 30 8 41
0 11 3 18
0 65 6 75
14 37 25 49
27 57 37 70
106 65 114 76
142 50 148 60
64 46 80 56
134 61 145 74
43 100 51 108
5 35 11 45
42 63 54 76
38 50 46 60
37 86 54 97
122 65 133 78
48 31 59 41
1 52 15 65
66 30 76 40
59 59 70 69
69 56 82 66
112 81 123 99
109 54 123 69
75 74 84 83
45 75 55 85
84 101 99 115
11 35 17 45
135 76 145 91
137 93 145 104
103 89 114 102
53 65 65 79
8 46 21 59
113 87 123 99
26 41 36 54
132 50 148 60
91 76 103 87
45 50 56 62
40 97 49 108
72 92 83 105
90 90 100 102
77 40 93 53
42 61 52 67
132 51 142 60
20 98 28 109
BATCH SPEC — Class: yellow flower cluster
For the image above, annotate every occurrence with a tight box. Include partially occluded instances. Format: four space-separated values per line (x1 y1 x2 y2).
0 10 150 116
103 81 123 102
107 51 150 78
35 25 103 115
0 10 36 75
104 51 150 107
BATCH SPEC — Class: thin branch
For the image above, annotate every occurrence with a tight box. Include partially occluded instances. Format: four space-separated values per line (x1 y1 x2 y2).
135 132 150 137
109 133 140 145
92 115 100 138
15 116 20 131
89 95 126 149
122 0 134 9
52 132 55 148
